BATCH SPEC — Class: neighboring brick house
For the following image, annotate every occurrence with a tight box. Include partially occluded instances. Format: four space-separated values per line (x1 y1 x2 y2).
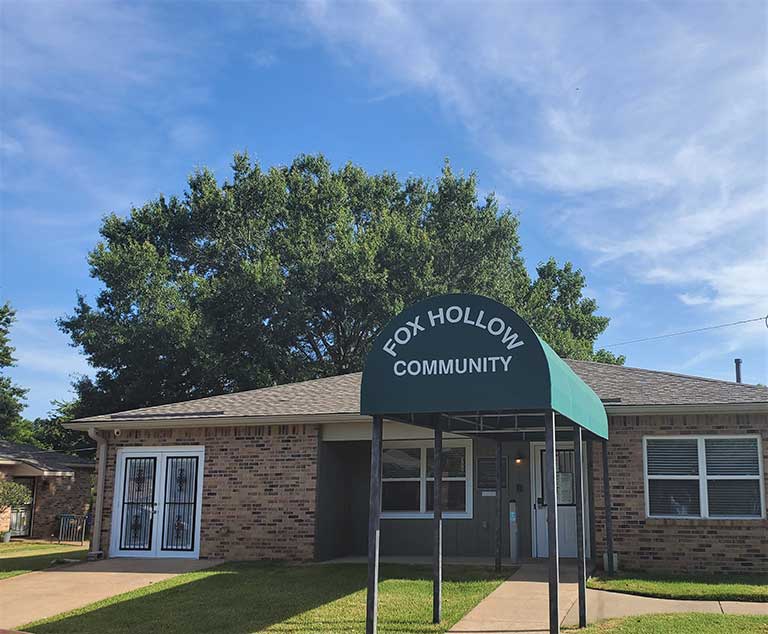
67 362 767 575
0 440 94 540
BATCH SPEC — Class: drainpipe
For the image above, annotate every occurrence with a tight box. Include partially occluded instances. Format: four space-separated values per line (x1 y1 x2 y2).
87 427 107 560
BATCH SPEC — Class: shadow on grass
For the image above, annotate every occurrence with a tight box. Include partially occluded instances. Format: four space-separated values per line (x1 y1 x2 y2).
0 550 88 578
588 571 768 602
26 563 507 634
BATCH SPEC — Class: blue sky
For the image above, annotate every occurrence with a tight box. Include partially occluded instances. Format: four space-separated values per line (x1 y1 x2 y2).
1 1 766 419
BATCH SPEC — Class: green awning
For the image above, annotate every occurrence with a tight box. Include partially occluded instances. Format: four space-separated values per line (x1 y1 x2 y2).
360 293 608 439
537 334 608 438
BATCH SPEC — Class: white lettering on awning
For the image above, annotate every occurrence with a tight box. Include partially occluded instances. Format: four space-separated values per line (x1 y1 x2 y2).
392 356 514 377
381 305 525 357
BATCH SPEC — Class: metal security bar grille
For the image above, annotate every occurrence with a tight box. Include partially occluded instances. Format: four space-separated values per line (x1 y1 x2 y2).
161 456 199 551
645 436 764 519
119 457 157 551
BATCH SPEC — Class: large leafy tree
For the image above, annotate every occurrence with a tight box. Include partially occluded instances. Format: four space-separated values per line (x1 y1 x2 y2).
0 303 29 437
61 154 623 417
27 400 94 456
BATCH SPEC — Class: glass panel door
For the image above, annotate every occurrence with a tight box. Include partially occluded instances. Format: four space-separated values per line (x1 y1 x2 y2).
119 456 158 551
161 456 199 552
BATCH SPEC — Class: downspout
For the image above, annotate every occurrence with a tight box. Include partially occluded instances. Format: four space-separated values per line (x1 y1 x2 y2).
87 427 107 560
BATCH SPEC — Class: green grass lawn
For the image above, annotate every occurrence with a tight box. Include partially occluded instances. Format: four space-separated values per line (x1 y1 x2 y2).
0 540 89 580
587 571 768 602
569 613 768 633
25 562 508 634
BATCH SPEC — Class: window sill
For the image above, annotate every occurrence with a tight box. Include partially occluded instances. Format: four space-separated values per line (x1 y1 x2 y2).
381 512 473 520
645 516 767 526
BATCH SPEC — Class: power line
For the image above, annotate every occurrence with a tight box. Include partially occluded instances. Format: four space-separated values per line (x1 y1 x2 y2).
604 315 768 349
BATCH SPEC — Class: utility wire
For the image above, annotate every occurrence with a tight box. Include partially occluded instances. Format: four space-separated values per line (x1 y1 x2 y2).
604 314 768 349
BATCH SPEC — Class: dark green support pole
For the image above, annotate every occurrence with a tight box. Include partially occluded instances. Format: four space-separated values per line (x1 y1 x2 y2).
545 411 560 634
573 426 587 628
495 440 503 572
366 415 383 634
433 415 443 624
602 440 615 576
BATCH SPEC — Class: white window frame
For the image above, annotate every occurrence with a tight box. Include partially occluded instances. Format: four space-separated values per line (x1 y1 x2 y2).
643 435 765 520
381 438 473 520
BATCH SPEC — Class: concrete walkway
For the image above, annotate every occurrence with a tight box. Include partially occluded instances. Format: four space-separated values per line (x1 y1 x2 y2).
0 558 220 631
450 562 768 634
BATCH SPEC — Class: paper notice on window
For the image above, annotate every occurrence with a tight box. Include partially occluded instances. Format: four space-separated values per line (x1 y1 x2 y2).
557 473 574 505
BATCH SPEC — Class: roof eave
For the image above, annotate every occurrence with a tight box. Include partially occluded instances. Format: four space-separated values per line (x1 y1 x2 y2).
65 401 768 430
605 402 768 415
64 412 371 431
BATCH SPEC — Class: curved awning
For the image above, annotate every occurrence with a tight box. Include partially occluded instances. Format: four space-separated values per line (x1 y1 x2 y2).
360 293 608 439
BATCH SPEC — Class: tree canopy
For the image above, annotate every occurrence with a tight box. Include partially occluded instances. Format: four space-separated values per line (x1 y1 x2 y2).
0 303 28 438
61 154 623 418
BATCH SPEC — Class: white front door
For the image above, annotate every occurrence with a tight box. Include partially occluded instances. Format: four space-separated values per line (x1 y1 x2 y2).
531 442 590 558
110 447 205 558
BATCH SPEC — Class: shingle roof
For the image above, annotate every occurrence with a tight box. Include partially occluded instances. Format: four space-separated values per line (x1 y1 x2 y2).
565 359 768 406
73 360 768 425
0 439 94 473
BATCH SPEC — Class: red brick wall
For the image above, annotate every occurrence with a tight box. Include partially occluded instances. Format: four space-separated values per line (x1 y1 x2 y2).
0 470 9 534
99 424 319 561
31 468 93 540
592 413 768 575
0 467 91 539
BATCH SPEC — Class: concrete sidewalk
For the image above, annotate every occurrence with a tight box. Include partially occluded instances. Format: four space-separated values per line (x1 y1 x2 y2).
450 562 768 634
0 558 220 631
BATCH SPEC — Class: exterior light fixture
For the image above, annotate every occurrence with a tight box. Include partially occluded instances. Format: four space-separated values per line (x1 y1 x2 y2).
514 453 524 465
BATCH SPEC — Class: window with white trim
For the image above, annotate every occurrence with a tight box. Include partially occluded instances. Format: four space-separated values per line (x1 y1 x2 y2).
644 436 764 519
381 440 472 519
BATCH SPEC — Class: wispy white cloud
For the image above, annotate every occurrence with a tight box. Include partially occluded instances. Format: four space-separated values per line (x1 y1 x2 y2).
169 119 211 152
299 0 767 344
1 2 182 107
248 50 277 68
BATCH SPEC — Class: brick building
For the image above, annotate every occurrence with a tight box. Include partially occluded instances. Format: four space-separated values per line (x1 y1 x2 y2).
0 440 93 540
67 362 767 575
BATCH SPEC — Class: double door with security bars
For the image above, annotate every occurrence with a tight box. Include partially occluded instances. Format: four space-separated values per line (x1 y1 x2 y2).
110 447 204 558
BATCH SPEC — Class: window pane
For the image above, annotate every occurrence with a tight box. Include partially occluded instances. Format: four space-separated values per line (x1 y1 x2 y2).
707 480 761 517
426 481 467 513
647 439 699 476
648 479 700 516
705 438 760 476
382 481 420 512
476 457 507 489
383 448 421 479
427 447 466 478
